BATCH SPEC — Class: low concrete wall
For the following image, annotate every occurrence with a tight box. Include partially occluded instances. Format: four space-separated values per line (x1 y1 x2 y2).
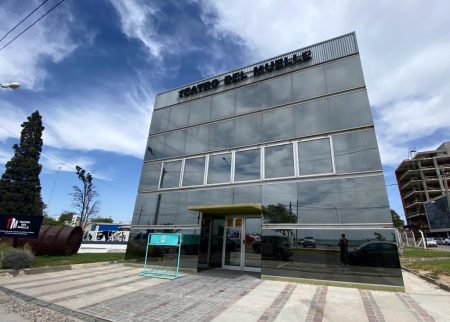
78 242 127 253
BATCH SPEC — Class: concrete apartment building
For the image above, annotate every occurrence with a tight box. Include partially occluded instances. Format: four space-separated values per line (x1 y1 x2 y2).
395 142 450 234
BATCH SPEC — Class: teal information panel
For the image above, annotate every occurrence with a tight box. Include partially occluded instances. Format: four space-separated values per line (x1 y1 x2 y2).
149 233 181 246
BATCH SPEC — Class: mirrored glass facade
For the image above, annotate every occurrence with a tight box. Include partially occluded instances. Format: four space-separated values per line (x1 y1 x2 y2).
126 33 403 289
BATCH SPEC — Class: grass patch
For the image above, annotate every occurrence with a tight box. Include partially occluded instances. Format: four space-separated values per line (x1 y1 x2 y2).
402 248 450 258
403 259 450 276
32 253 125 268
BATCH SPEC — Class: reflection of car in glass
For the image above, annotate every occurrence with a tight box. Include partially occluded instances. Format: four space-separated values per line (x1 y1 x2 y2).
301 236 316 248
436 238 445 245
426 238 437 247
445 238 450 245
347 241 400 268
245 234 260 243
253 235 293 260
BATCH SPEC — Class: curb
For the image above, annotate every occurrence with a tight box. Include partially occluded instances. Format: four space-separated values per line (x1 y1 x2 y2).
402 267 450 292
0 260 124 278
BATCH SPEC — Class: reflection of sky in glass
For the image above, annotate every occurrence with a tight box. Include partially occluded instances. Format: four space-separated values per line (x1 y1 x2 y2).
298 138 332 175
182 157 205 186
235 149 260 181
264 144 294 178
161 161 182 188
207 153 231 184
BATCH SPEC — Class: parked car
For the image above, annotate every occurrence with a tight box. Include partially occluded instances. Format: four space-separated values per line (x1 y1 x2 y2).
252 235 293 260
426 238 437 247
436 238 446 245
301 236 317 248
347 241 401 268
444 238 450 245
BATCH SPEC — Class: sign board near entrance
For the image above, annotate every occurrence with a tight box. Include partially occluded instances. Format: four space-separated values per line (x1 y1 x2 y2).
149 233 182 246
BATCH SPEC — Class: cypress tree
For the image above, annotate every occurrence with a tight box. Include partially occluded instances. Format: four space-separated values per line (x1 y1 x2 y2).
0 111 45 216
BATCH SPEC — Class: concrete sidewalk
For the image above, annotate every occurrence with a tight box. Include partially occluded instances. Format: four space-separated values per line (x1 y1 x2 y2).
0 263 448 321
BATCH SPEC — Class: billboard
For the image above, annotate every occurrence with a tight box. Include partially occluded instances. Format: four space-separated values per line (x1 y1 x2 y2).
0 215 43 238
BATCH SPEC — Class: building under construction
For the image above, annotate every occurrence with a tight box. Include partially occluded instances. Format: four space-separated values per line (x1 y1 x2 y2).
395 142 450 233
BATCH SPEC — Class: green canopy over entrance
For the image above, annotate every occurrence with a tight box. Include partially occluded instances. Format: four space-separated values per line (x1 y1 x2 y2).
188 203 262 215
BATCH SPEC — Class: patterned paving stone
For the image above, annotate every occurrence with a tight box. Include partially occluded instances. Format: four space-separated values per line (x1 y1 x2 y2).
80 270 261 322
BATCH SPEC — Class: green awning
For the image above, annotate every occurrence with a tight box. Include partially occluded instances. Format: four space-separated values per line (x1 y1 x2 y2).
188 203 262 215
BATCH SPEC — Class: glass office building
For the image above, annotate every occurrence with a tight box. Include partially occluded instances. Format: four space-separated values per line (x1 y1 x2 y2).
126 33 403 290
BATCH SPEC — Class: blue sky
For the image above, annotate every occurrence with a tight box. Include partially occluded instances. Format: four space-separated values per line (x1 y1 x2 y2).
0 0 449 223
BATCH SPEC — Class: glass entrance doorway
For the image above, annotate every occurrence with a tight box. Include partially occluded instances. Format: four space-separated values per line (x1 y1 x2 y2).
222 216 261 272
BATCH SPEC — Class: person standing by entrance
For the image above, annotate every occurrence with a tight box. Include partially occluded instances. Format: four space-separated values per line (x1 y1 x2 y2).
338 234 349 265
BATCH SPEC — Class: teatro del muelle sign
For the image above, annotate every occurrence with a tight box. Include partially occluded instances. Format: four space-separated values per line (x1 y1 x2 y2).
178 50 312 98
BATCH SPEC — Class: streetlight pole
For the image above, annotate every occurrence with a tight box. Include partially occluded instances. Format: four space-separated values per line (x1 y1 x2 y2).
0 82 20 90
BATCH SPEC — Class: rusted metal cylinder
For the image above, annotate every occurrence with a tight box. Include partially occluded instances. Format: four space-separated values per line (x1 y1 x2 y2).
17 225 82 256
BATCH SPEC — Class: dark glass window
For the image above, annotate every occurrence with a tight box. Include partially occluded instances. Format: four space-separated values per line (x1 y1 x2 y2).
268 74 292 106
292 65 326 101
160 160 182 188
207 153 231 184
234 149 260 182
298 138 333 175
138 162 161 192
182 157 205 187
146 135 167 161
262 107 294 142
324 56 365 93
150 107 170 133
189 98 211 125
208 120 234 151
131 194 158 225
167 103 189 130
333 129 382 173
185 125 209 155
262 183 297 223
329 90 373 131
164 130 186 158
264 144 294 178
293 99 331 138
234 114 262 147
236 82 269 115
211 91 235 120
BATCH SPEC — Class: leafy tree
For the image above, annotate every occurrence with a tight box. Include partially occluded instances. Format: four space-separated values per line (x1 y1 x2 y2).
0 111 44 216
391 209 405 227
42 214 62 226
71 166 100 228
263 203 297 224
91 217 113 223
58 210 77 224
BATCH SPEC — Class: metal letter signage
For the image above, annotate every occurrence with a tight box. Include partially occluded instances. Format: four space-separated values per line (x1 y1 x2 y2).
178 50 312 98
0 214 43 238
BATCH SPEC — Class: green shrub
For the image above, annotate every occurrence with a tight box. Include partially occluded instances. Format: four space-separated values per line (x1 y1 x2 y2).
1 247 34 269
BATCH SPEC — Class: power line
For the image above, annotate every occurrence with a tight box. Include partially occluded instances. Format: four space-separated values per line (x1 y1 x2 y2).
0 0 50 44
0 121 134 194
0 0 66 53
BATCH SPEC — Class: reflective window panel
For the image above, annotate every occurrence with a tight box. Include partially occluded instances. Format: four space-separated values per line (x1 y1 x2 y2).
167 103 189 130
262 182 298 223
245 217 261 269
207 153 232 184
260 228 403 287
264 144 295 179
189 97 211 125
182 157 206 187
298 138 333 175
160 160 182 188
333 129 382 173
138 162 162 192
234 149 261 182
150 107 170 133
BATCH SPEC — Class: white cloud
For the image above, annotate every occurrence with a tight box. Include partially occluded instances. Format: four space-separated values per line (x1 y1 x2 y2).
108 1 166 59
197 0 450 167
0 1 79 90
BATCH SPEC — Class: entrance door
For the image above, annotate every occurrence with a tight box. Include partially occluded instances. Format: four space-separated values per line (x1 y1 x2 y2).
222 216 261 272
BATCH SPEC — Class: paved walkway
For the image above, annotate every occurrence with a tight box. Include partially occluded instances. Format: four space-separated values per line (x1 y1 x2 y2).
0 264 449 321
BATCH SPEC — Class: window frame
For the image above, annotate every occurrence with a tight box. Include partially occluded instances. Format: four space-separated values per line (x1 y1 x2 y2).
181 155 207 188
296 136 336 178
232 146 262 183
262 141 297 180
